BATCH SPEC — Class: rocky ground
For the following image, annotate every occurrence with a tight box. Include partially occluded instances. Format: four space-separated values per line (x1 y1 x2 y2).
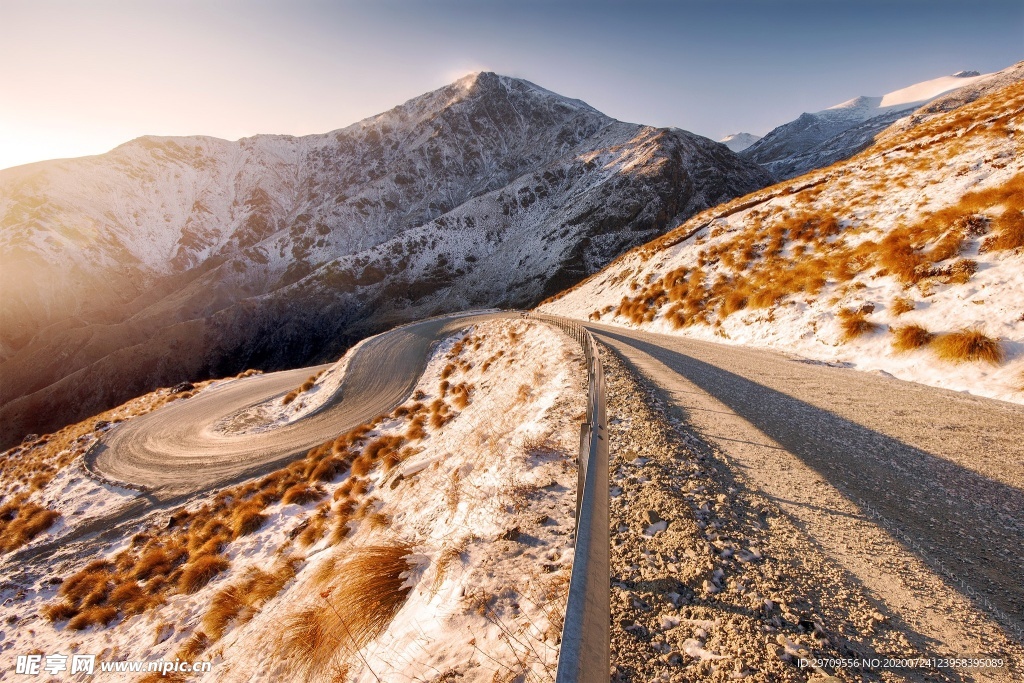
603 346 955 683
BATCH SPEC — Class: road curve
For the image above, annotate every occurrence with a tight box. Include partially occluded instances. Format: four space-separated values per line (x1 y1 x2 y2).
586 322 1024 644
91 311 508 494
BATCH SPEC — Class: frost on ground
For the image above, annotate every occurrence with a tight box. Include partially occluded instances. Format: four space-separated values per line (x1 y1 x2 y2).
601 347 1023 682
542 78 1024 404
0 319 585 682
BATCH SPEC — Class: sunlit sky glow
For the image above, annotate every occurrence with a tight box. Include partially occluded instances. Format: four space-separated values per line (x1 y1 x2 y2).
1 0 1021 170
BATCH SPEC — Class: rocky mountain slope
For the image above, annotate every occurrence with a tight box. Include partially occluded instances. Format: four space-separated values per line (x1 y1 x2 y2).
0 72 771 447
742 68 1003 179
541 76 1024 403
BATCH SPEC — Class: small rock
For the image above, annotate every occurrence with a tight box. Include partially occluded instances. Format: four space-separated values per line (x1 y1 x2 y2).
498 526 521 542
644 521 668 536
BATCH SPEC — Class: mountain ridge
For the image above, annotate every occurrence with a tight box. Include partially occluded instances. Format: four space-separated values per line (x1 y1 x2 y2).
0 72 772 447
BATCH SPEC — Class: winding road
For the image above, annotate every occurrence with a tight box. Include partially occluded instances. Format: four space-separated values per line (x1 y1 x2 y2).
8 311 507 570
90 311 509 494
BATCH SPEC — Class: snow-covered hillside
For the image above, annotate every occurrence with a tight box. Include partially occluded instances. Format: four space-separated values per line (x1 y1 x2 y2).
0 318 586 680
0 72 771 448
742 67 1002 179
719 133 760 153
542 77 1024 403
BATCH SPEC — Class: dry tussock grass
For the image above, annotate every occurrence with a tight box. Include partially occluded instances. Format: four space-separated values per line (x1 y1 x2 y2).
203 560 298 641
178 554 230 594
284 543 415 677
891 324 935 352
282 483 326 506
67 605 118 630
0 497 60 552
838 308 881 341
933 329 1004 364
890 297 916 316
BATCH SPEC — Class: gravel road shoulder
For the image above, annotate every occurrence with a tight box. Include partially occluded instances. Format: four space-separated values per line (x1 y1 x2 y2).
602 345 1023 682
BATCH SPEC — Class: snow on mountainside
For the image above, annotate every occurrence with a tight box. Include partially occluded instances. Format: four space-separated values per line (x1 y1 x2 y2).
541 77 1024 403
742 68 999 179
719 132 761 152
0 72 771 447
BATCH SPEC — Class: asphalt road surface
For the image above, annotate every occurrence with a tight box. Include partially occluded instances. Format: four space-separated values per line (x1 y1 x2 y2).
587 322 1024 655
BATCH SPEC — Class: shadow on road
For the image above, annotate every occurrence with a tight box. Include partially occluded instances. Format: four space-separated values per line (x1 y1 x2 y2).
592 327 1024 638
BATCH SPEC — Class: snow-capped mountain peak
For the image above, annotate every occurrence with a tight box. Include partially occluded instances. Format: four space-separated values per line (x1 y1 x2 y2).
719 132 761 153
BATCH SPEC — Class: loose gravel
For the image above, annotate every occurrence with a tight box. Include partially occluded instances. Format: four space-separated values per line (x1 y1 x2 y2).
602 345 1011 682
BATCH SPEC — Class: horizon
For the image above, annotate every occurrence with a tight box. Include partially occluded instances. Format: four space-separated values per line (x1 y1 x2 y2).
1 0 1022 171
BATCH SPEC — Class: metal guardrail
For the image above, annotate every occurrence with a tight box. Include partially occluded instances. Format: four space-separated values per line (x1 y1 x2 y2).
530 313 609 682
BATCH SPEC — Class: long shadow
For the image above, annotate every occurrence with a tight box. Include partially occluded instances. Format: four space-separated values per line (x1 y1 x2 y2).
593 327 1024 639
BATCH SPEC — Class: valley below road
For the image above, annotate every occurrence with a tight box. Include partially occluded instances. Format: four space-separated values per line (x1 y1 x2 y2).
587 321 1024 680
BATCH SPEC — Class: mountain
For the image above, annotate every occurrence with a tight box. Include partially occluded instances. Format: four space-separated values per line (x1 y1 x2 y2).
0 72 772 447
742 69 997 179
719 133 760 153
541 75 1024 403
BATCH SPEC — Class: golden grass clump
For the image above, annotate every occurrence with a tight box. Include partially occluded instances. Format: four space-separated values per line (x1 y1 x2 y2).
230 504 267 538
838 307 881 341
891 324 935 352
203 561 297 641
42 601 79 623
178 554 230 594
67 605 118 631
890 297 916 316
0 499 60 552
284 544 415 677
933 329 1004 365
282 483 326 506
982 210 1024 252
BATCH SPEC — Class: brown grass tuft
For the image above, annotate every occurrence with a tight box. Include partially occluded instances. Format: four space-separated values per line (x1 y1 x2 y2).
178 554 230 594
282 483 326 506
891 324 935 352
231 505 267 539
67 605 118 630
0 501 60 552
838 307 881 341
42 602 79 623
283 543 415 676
933 329 1004 364
890 297 916 316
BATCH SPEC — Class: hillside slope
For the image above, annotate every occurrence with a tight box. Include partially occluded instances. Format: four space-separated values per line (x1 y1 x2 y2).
0 72 771 447
0 319 586 680
542 78 1024 402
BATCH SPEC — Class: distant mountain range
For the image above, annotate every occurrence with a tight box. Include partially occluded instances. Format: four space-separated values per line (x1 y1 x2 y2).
0 72 771 447
740 67 1018 179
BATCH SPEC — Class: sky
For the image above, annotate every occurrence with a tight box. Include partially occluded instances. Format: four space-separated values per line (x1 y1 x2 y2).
0 0 1021 170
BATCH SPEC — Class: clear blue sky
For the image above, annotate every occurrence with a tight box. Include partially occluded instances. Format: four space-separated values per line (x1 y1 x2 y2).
1 0 1021 169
